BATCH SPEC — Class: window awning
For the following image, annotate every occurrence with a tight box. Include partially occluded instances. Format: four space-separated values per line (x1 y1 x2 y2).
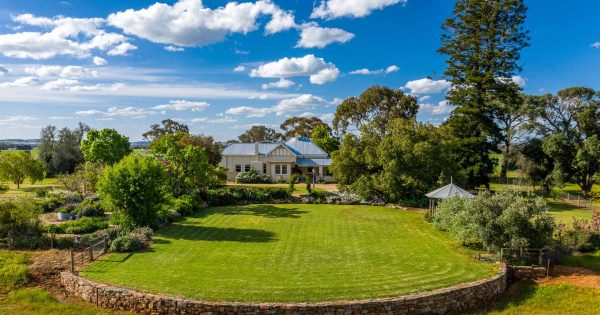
296 158 332 167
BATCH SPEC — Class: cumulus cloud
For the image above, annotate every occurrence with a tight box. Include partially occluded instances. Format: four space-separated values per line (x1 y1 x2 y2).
107 42 137 56
251 55 339 84
0 77 39 88
93 56 107 66
226 94 328 117
0 14 132 60
262 78 295 89
592 42 600 48
511 75 526 87
75 106 156 118
152 100 210 112
403 78 451 94
164 45 185 52
296 24 354 48
25 65 98 79
311 0 406 19
107 0 296 47
420 100 453 115
350 64 399 75
233 65 246 72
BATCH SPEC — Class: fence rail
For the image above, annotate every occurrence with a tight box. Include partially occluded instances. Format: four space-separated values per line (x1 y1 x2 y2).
69 235 109 273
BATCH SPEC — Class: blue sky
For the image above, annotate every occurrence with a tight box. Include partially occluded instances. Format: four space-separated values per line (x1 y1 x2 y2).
0 0 598 141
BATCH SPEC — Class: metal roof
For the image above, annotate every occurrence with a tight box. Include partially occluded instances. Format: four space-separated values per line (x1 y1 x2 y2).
425 183 475 199
222 137 329 157
296 158 332 167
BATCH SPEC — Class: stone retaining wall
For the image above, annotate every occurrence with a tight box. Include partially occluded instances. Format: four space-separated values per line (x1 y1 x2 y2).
61 264 506 315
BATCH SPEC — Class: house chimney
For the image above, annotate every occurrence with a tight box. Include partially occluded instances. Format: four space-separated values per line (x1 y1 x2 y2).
255 142 259 156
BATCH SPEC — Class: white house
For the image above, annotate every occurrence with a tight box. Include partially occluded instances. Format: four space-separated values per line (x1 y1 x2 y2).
219 136 333 182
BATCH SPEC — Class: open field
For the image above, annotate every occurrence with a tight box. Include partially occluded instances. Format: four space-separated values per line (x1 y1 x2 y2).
83 204 496 302
477 282 600 314
559 251 600 273
0 178 60 198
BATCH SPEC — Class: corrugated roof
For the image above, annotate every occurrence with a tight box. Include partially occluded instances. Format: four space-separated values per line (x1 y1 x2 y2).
425 183 475 199
222 137 329 157
296 158 332 167
284 137 328 157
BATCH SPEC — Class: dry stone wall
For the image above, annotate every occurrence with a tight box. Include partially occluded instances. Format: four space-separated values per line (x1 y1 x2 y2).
61 264 506 315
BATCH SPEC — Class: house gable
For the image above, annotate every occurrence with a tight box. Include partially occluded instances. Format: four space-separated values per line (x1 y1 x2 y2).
266 144 296 157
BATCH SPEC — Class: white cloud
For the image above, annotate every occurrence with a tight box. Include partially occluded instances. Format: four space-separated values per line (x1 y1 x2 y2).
41 78 79 91
0 115 38 123
0 77 39 88
226 94 328 117
50 116 74 120
403 78 451 94
191 117 237 124
250 54 339 84
421 100 453 115
319 112 335 123
25 65 98 79
152 100 210 112
0 14 132 60
233 65 246 72
107 42 137 56
93 56 107 66
76 106 156 118
40 78 123 92
350 64 399 75
385 65 399 73
261 78 295 89
107 0 296 47
511 75 526 87
164 45 185 52
592 42 600 48
0 65 8 76
311 0 406 19
296 24 354 48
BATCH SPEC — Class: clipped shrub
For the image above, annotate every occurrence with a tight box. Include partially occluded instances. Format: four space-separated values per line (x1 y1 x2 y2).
50 217 108 234
235 168 272 184
110 235 143 252
204 187 291 206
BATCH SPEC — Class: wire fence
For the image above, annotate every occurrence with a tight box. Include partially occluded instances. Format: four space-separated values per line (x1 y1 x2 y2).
69 235 110 273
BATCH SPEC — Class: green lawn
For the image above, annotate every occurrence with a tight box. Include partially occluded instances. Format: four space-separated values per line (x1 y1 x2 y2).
478 282 600 314
546 200 595 224
83 204 496 302
559 250 600 273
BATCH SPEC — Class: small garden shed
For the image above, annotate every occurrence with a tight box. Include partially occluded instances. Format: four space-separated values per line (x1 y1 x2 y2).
425 180 475 217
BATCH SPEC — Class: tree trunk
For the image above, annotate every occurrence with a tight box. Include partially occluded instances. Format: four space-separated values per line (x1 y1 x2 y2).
500 143 510 182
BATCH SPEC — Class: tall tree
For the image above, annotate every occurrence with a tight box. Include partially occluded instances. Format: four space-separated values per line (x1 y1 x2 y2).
528 87 600 196
81 128 132 165
238 125 284 143
333 86 418 136
280 117 329 138
177 134 222 166
311 124 340 155
38 123 88 176
143 119 189 141
0 151 45 189
495 94 528 181
439 0 529 188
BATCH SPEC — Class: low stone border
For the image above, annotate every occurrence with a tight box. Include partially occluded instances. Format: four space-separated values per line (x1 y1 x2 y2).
61 264 506 315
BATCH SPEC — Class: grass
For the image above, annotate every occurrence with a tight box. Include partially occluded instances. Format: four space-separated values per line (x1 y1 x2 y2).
83 204 496 303
559 250 600 273
0 252 28 294
0 178 60 198
546 200 595 224
478 282 600 314
0 288 125 315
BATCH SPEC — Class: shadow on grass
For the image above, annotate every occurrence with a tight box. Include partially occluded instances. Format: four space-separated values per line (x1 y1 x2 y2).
159 225 277 243
469 281 538 314
200 204 308 219
547 201 589 212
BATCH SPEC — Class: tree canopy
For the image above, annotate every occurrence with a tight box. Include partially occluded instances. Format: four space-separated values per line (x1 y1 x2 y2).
143 119 189 141
280 117 329 139
0 151 45 189
311 124 339 155
238 125 284 143
38 123 89 176
81 128 132 165
333 86 418 136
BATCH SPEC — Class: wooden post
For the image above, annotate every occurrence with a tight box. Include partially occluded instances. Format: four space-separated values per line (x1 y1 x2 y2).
89 246 94 261
547 259 551 277
70 248 75 273
103 236 108 254
500 248 503 262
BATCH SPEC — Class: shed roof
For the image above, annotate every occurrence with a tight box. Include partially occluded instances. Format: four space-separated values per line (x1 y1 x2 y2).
425 183 475 199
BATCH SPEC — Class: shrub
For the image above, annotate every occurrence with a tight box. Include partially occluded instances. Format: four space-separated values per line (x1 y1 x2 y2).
170 195 199 216
50 217 108 234
0 183 9 193
276 176 287 184
129 227 153 243
204 187 291 206
396 198 428 208
305 175 312 193
157 208 182 225
110 235 143 252
432 190 556 252
76 199 105 217
556 212 600 252
235 169 272 184
57 203 78 214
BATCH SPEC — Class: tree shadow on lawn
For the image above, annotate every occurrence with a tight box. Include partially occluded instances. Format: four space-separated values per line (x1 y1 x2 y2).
199 204 308 219
159 225 277 243
547 201 590 213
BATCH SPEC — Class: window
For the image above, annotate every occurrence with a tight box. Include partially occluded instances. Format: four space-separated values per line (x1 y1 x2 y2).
263 164 267 174
275 164 288 175
244 164 251 172
235 165 242 173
